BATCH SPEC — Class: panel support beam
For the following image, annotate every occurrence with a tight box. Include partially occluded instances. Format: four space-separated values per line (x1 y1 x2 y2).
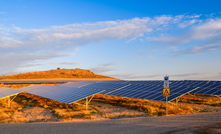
175 97 180 108
168 101 176 105
86 97 88 110
8 97 10 107
72 95 95 110
0 93 18 107
214 95 221 100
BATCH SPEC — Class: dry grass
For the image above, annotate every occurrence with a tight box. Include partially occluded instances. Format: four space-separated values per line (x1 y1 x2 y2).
0 83 63 89
178 95 221 106
0 84 31 89
0 92 96 123
93 94 197 116
0 68 117 80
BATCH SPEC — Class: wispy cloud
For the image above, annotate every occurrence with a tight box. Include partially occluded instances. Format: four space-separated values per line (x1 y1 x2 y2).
109 73 161 80
21 61 81 68
1 14 221 74
0 12 6 14
99 62 118 66
90 67 116 74
146 56 154 59
149 18 221 45
173 43 221 55
58 61 81 65
0 15 188 54
0 53 73 73
178 19 198 28
170 72 205 77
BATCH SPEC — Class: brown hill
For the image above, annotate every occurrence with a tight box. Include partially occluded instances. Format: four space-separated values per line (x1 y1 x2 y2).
0 68 119 80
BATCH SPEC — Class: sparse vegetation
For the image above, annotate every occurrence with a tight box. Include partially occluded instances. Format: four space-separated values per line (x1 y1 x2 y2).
178 95 221 106
92 94 199 116
0 83 31 89
0 68 118 80
0 92 96 123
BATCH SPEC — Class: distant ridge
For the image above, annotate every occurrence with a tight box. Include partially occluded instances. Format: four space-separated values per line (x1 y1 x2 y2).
0 68 119 80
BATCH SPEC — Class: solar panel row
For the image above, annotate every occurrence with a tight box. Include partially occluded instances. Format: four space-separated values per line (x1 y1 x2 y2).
0 80 220 106
98 80 221 96
19 85 105 104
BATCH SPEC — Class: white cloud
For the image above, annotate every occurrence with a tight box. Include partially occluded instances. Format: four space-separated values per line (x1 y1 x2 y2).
21 61 81 68
149 18 221 45
170 72 205 77
0 15 187 54
173 43 221 55
58 61 81 65
0 12 6 14
1 14 221 74
0 53 73 73
108 73 161 80
99 62 118 66
146 56 154 59
179 19 198 28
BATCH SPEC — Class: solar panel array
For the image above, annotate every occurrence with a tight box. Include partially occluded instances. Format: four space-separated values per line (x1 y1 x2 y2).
18 85 105 104
0 80 220 105
0 87 21 99
71 80 221 102
99 80 221 96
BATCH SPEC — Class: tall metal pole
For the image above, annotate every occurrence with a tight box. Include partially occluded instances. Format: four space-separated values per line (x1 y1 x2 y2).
166 96 168 116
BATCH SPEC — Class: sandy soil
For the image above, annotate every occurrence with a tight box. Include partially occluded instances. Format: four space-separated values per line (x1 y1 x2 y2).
1 107 58 123
13 107 57 122
178 102 221 112
91 101 146 119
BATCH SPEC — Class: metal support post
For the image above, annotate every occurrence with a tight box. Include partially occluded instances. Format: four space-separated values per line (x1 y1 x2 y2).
166 96 168 116
8 97 10 107
175 97 180 108
88 95 94 103
86 97 88 110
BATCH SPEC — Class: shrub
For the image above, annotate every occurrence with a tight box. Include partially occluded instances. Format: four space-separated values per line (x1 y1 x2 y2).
60 72 65 75
72 74 79 77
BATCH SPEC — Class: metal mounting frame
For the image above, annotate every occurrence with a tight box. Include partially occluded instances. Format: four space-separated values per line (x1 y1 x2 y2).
168 87 199 107
0 93 19 107
70 91 103 110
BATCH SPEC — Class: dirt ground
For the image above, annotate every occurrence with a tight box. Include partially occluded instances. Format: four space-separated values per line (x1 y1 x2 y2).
90 101 146 119
0 111 220 134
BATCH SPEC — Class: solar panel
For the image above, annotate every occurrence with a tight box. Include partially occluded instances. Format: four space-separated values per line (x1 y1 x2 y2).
105 82 198 102
19 85 105 104
59 81 93 88
190 81 221 95
80 82 130 94
0 87 21 99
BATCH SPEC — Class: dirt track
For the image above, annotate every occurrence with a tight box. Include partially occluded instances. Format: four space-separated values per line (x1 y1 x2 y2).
0 111 221 134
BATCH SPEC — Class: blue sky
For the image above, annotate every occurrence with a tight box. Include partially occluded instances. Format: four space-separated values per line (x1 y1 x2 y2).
0 0 221 80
